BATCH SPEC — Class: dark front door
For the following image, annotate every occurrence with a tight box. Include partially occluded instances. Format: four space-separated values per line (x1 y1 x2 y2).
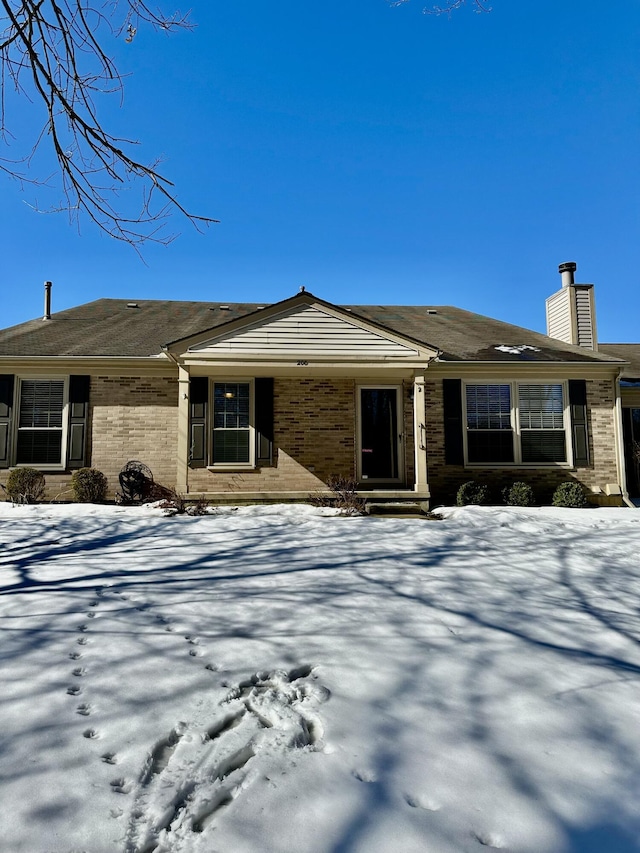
358 387 402 483
622 408 640 497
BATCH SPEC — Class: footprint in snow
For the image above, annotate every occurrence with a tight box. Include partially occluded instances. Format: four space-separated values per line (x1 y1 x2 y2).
78 624 89 632
404 793 441 811
473 831 504 848
77 636 89 645
76 703 92 716
110 778 132 795
102 752 118 765
67 686 82 696
353 769 377 784
69 651 82 660
83 728 99 739
126 666 328 850
72 667 87 677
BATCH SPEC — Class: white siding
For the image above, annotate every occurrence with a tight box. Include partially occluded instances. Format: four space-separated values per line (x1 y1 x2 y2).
575 286 595 349
190 306 420 358
546 289 572 344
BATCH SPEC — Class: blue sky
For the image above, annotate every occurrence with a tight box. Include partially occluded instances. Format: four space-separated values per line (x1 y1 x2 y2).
2 0 639 341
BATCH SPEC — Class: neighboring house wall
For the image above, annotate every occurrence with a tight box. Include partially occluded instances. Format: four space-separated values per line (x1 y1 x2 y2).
424 376 619 504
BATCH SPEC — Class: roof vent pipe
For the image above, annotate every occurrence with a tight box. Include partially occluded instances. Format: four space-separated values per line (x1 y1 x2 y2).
558 262 576 289
43 281 52 320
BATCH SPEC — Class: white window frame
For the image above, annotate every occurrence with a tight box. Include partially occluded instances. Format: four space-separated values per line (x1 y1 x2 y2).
207 378 255 470
463 380 573 468
11 376 69 471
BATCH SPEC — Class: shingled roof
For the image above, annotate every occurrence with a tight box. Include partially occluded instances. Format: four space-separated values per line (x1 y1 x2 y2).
599 344 640 378
0 296 625 364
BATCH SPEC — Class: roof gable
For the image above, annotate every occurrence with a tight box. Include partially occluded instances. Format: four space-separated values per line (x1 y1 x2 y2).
184 300 432 361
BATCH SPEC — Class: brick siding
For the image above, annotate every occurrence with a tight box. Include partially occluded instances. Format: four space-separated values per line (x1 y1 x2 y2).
425 377 620 505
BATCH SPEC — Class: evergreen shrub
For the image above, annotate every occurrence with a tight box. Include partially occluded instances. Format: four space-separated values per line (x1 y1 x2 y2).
5 467 46 503
501 481 535 507
456 481 490 506
552 481 588 508
71 468 108 503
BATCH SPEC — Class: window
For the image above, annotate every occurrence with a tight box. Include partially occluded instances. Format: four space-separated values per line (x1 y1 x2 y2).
518 384 566 463
212 381 253 466
189 377 273 470
16 379 67 466
464 382 568 466
466 384 514 463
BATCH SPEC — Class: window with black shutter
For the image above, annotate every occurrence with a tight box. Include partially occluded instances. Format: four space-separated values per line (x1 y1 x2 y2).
16 379 66 465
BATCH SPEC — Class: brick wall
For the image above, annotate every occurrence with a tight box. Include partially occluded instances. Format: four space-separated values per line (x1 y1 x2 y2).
90 375 179 495
188 377 416 495
189 377 358 493
0 374 178 500
425 377 620 505
0 373 416 500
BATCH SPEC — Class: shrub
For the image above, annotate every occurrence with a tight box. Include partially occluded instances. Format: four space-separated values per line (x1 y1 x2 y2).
71 468 108 503
4 467 46 504
552 481 588 508
310 475 366 515
157 488 209 516
456 480 490 506
501 481 535 507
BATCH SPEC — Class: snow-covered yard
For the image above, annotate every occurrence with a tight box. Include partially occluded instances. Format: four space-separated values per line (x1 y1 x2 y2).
2 502 640 853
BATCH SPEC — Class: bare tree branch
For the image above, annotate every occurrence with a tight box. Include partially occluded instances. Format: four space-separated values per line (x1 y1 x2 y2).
0 1 217 248
388 0 492 14
424 0 491 14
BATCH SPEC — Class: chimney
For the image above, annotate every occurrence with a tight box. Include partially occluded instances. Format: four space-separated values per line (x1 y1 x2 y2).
558 261 576 288
43 281 52 321
545 262 597 350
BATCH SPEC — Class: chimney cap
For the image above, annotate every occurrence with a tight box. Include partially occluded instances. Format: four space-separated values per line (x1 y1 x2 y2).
558 262 577 274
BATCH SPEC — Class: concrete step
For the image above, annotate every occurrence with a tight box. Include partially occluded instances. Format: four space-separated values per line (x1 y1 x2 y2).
365 501 432 517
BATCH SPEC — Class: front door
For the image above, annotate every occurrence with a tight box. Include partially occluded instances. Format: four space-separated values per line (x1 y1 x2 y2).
358 386 403 484
622 408 640 497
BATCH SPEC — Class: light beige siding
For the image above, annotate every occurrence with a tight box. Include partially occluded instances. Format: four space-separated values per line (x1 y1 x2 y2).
190 306 419 358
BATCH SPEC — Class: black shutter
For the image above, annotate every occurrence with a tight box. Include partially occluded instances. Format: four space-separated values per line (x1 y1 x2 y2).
255 378 274 466
67 375 90 469
443 379 464 465
568 379 589 467
0 375 15 468
189 377 208 468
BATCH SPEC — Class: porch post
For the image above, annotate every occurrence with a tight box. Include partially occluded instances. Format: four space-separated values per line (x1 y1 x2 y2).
176 365 190 494
413 373 428 496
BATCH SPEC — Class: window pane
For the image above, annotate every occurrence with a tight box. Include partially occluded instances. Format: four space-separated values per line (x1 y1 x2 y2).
214 383 249 429
468 430 515 464
519 385 564 430
521 430 566 463
466 385 511 430
213 430 250 464
19 381 64 428
16 430 63 465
